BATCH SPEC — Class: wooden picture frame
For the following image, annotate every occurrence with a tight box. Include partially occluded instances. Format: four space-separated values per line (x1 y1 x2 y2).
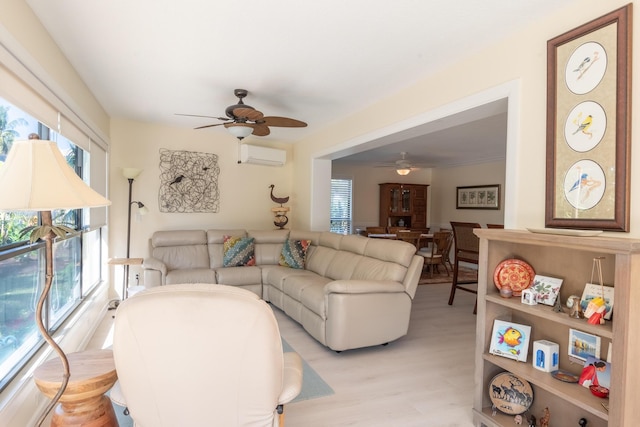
545 5 632 231
456 184 500 210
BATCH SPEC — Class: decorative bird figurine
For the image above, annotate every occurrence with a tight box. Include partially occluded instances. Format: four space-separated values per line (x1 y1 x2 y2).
269 184 289 206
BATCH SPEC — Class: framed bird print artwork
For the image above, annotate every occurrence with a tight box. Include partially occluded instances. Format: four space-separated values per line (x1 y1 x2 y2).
489 319 532 363
545 5 632 231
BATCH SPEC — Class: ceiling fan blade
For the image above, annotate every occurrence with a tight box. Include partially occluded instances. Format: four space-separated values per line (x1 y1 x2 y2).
233 107 264 121
194 123 228 130
261 116 307 128
176 113 228 121
251 124 270 136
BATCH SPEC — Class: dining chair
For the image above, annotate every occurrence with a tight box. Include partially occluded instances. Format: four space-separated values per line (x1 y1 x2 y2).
449 221 481 314
486 224 504 229
394 230 422 250
365 226 387 236
417 231 453 277
388 226 408 234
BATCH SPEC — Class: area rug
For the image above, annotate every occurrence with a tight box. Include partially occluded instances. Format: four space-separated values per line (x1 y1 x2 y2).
112 338 333 426
418 266 477 285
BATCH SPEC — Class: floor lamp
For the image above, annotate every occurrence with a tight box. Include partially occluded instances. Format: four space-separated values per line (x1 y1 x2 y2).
122 168 148 296
0 135 111 425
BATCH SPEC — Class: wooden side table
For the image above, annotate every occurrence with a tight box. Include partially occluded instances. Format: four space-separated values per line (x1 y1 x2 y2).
33 349 119 427
108 257 143 299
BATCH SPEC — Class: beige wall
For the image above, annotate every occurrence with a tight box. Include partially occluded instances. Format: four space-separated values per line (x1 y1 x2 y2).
430 161 506 230
293 0 640 238
109 119 294 279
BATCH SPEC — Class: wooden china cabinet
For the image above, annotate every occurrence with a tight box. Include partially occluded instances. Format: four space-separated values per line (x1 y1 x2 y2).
378 183 428 229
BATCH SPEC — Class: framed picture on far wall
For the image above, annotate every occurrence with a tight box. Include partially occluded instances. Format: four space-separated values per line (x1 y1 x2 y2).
456 184 500 210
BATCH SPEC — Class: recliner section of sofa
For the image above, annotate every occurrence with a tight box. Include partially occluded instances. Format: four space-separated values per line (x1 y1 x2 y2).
142 228 424 351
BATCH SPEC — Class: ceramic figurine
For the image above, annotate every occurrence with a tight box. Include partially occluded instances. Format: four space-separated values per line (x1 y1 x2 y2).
585 296 606 325
540 407 550 427
528 415 536 427
567 295 583 318
514 414 523 424
579 418 588 426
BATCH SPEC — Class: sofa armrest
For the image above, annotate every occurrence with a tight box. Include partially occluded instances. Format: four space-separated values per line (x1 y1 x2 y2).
142 257 167 287
324 280 406 295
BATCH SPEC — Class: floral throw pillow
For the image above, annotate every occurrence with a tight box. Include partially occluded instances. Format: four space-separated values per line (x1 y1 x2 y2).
223 236 256 267
279 239 311 269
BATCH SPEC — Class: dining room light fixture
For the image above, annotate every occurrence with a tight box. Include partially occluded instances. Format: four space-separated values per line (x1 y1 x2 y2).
396 168 411 176
226 123 253 140
0 135 111 426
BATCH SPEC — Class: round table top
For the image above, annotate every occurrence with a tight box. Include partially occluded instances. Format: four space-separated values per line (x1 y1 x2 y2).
33 349 117 401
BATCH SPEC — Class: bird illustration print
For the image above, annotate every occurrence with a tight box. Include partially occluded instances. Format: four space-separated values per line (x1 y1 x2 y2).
569 171 602 203
573 51 600 80
572 114 593 138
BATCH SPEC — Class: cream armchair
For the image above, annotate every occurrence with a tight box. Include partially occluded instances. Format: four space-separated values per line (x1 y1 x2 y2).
112 284 302 427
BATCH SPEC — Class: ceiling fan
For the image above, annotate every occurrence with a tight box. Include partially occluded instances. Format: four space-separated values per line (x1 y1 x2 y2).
375 152 426 175
176 89 307 139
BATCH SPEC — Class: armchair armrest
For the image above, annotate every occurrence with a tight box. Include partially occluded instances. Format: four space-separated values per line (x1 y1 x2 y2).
278 352 303 405
325 280 406 295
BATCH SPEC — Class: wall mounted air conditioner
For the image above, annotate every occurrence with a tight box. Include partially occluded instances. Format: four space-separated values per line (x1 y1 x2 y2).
240 144 286 166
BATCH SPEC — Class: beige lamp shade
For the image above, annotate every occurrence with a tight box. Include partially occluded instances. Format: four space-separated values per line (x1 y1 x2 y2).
0 139 111 211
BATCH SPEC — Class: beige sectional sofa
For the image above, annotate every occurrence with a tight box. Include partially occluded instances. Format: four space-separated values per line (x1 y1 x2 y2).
142 229 424 351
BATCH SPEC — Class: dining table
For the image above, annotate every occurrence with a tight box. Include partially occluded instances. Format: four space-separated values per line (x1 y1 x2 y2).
367 233 433 240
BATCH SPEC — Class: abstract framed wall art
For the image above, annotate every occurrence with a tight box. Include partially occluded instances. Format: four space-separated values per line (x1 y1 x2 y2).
158 148 220 213
545 5 632 231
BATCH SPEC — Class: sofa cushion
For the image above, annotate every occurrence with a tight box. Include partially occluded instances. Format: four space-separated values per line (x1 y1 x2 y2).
248 229 290 265
265 266 317 292
165 268 217 285
223 236 256 267
207 229 248 268
282 274 332 303
279 239 311 269
216 266 262 286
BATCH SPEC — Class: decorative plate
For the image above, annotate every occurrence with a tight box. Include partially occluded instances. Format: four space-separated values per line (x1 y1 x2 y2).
551 370 579 383
488 372 533 415
493 259 535 297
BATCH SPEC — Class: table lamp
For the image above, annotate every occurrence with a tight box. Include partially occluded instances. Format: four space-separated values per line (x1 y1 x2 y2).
0 135 111 425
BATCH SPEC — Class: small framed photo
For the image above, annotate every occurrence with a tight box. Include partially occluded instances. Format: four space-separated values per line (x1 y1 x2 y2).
579 356 611 389
568 328 601 362
521 289 537 306
580 283 614 320
531 275 563 306
489 319 532 362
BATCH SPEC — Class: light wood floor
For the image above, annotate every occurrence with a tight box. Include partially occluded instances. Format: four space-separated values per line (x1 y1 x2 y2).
88 282 478 427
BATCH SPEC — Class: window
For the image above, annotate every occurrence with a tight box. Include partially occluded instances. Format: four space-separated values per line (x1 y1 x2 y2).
0 96 104 390
330 178 353 234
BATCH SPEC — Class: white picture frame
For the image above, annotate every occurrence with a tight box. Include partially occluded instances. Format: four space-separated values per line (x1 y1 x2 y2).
531 274 563 306
580 283 614 320
568 328 601 362
489 319 532 363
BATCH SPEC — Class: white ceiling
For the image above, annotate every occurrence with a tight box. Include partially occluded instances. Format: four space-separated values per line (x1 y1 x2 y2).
25 0 572 166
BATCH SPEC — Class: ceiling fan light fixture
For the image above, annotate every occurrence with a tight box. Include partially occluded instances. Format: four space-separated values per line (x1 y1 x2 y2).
396 168 411 176
226 123 253 140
